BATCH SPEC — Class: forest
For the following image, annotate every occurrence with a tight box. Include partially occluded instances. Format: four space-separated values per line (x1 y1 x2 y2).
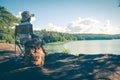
34 30 120 43
0 6 120 43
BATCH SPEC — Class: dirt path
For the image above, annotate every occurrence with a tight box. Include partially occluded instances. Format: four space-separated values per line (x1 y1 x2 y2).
0 43 15 51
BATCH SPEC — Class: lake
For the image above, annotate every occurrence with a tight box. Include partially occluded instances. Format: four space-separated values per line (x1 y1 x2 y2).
45 39 120 55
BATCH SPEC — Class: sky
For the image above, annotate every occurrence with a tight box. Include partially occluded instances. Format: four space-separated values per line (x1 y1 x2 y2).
0 0 120 34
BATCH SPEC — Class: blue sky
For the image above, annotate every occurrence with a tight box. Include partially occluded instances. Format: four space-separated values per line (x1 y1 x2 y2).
0 0 120 34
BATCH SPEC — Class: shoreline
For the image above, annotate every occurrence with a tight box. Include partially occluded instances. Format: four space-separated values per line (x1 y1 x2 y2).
46 39 120 44
46 40 73 45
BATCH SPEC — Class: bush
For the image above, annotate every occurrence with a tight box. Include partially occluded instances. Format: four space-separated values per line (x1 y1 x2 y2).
62 48 70 54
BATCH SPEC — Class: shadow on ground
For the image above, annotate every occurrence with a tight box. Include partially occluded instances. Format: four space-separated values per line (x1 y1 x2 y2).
0 51 120 80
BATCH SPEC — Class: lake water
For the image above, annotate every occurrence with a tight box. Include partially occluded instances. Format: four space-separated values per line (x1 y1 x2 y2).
46 39 120 55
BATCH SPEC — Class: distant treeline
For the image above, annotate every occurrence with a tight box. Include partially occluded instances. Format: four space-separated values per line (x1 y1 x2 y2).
1 28 120 43
34 30 120 43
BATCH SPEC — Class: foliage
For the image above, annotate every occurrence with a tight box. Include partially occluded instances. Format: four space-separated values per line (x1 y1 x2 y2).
0 6 20 43
75 53 79 56
35 30 120 43
0 6 20 27
62 48 70 54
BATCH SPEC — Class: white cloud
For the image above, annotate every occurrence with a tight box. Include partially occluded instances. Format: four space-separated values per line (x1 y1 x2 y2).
103 20 120 34
30 17 36 23
33 26 41 30
66 17 120 34
45 23 66 33
44 17 120 34
16 11 22 18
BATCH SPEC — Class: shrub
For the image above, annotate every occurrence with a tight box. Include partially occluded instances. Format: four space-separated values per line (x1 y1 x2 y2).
62 48 70 54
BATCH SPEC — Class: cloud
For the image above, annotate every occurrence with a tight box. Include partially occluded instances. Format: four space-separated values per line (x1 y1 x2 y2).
103 20 120 34
16 11 22 18
45 23 66 33
30 16 36 23
66 17 120 34
67 17 100 33
44 17 120 34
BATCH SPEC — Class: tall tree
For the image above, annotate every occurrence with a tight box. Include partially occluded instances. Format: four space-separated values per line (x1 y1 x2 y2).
0 6 20 27
0 6 20 43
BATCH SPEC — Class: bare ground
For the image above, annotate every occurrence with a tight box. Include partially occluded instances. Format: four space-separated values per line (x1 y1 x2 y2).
0 43 120 80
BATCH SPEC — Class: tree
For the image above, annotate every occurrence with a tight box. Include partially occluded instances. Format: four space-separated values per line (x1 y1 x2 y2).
0 6 20 43
0 6 20 27
118 0 120 7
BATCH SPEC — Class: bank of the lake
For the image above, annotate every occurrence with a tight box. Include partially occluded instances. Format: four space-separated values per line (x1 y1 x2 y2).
47 40 73 45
